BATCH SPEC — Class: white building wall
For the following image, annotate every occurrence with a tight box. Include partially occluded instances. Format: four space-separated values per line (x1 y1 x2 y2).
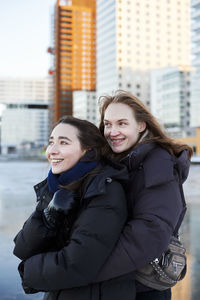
0 77 51 104
0 77 51 154
73 91 96 124
190 67 200 126
1 108 49 154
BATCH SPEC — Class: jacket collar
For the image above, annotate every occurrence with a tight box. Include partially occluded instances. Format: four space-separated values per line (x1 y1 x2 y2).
82 160 129 199
34 178 52 202
121 142 190 183
121 142 157 171
34 178 47 195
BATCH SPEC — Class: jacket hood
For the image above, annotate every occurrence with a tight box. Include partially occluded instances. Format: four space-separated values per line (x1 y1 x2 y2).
82 159 129 199
121 142 157 171
176 149 190 183
121 142 190 184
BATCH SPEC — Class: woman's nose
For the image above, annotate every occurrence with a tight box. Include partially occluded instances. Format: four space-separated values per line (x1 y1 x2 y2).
49 143 59 154
110 127 120 136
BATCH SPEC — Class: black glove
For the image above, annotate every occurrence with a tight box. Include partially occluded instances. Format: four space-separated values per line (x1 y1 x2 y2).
18 261 38 294
43 189 79 230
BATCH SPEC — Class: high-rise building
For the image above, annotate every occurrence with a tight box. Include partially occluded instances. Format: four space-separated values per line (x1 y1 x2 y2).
51 0 96 123
0 77 51 155
73 90 96 122
190 0 200 127
151 66 191 137
96 0 191 107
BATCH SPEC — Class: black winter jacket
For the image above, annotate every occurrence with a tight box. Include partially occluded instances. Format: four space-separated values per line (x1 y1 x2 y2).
94 143 190 292
13 162 136 300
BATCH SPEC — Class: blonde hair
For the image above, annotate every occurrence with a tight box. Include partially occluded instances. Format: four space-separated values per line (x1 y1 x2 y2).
99 90 193 159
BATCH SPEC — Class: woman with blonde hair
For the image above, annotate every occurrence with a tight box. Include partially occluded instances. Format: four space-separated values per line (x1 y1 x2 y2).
95 90 192 300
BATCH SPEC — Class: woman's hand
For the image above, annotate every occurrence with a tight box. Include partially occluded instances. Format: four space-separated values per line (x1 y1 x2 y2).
43 189 79 230
18 261 38 294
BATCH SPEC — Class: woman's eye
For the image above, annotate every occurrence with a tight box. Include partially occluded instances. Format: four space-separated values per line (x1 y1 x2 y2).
119 122 127 126
48 141 53 145
60 140 68 145
104 123 111 128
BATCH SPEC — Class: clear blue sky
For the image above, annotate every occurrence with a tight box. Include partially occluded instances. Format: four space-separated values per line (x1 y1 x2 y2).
0 0 56 78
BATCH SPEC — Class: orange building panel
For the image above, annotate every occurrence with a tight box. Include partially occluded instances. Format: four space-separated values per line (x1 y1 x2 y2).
51 0 96 122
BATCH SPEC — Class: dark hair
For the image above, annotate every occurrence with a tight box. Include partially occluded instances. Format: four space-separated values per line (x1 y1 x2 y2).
99 90 193 159
56 115 105 160
54 116 105 192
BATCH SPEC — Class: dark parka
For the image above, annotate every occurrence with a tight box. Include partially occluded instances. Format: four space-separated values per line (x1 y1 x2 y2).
13 162 136 300
95 143 190 292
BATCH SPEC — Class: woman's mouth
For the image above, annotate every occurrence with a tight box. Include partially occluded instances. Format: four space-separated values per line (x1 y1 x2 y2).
50 159 64 164
110 138 125 146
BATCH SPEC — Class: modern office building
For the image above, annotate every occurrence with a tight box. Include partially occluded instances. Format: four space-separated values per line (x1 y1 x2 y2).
0 77 51 155
73 90 96 122
190 0 200 127
151 66 191 136
96 0 191 108
50 0 96 123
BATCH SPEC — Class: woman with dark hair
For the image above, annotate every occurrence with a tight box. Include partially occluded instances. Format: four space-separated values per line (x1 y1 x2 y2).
95 90 192 300
13 116 136 300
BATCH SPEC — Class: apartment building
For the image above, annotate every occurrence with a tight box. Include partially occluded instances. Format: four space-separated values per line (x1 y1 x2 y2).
96 0 191 107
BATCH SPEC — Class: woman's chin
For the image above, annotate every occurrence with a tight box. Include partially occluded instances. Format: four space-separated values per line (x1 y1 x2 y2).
51 166 63 174
111 145 126 154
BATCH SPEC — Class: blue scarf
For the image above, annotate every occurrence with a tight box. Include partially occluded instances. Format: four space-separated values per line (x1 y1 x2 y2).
47 160 98 194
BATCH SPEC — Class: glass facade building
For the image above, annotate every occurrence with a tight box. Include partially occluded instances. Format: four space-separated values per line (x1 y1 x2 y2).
52 0 96 123
190 0 200 126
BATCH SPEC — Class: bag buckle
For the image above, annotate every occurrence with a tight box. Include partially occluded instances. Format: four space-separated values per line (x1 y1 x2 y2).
173 261 183 274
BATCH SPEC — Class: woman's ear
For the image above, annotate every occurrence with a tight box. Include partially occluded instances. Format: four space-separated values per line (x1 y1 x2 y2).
138 122 146 133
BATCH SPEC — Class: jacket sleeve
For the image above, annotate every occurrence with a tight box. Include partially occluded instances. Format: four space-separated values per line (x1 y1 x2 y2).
13 202 58 260
22 180 127 291
94 153 185 282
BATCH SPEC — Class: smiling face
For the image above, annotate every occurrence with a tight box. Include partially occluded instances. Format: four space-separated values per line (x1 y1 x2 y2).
46 123 86 174
104 103 146 153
